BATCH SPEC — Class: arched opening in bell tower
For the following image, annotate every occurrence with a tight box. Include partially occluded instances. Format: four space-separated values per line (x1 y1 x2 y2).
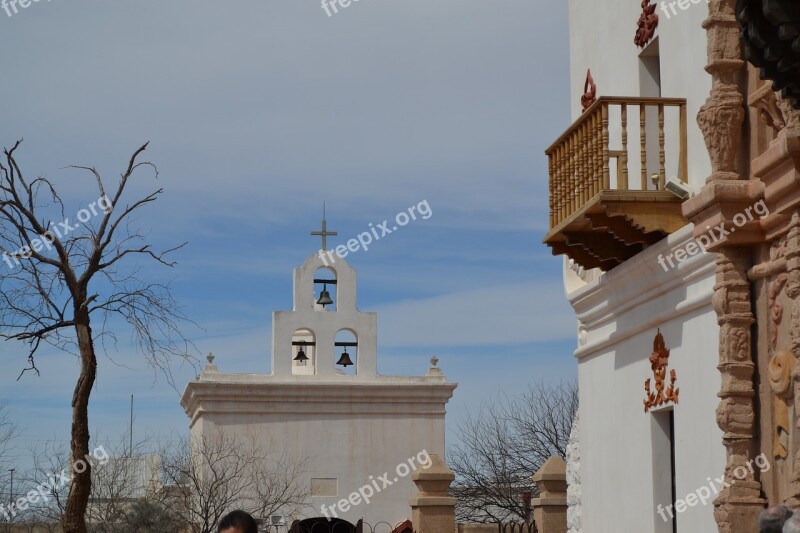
334 329 358 376
292 327 316 375
314 266 338 312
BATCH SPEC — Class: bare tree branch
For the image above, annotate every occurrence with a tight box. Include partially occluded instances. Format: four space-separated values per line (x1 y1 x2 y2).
0 140 198 533
449 380 577 524
160 430 309 533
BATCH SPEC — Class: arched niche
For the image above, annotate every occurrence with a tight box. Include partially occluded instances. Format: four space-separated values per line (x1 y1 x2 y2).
292 328 316 375
313 266 338 312
334 329 358 376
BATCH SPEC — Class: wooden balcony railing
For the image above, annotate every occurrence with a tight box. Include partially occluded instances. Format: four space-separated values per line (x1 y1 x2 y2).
546 97 688 230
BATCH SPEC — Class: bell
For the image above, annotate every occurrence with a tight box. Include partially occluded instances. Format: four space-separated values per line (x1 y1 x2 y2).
336 351 353 367
317 286 334 307
294 347 309 364
336 350 354 367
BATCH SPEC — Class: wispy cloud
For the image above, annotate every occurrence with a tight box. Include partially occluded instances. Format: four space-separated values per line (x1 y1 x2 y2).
374 282 574 347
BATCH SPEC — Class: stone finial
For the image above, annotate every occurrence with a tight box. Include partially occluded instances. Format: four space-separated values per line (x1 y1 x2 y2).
532 456 568 533
412 453 454 493
427 355 444 378
534 456 567 497
410 453 456 533
203 352 219 375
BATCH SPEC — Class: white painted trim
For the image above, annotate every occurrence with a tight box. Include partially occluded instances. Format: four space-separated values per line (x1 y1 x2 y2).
566 224 717 359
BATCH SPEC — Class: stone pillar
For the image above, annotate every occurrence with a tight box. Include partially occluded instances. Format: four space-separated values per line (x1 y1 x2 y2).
711 249 766 531
532 456 567 533
682 0 769 530
410 453 457 533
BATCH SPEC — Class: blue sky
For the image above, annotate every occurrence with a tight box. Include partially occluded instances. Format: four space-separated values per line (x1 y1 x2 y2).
0 0 575 479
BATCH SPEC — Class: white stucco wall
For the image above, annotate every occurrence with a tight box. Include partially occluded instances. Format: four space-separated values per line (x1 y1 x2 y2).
567 0 712 191
567 225 723 533
182 373 455 526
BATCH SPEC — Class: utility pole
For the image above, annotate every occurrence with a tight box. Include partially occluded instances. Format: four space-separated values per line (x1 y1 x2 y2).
8 468 14 507
129 394 134 457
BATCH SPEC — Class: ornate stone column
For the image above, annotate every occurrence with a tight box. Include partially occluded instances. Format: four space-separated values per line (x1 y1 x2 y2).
697 0 744 184
683 0 768 529
712 249 765 531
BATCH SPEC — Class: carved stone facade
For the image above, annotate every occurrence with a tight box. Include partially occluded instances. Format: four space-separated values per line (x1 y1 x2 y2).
680 0 795 530
680 0 800 529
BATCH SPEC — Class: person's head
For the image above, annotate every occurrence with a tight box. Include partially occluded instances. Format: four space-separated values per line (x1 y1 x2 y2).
759 504 792 533
785 512 800 533
218 510 258 533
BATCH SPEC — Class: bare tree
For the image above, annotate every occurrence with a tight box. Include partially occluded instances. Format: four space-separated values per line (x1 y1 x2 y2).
116 498 185 533
26 432 172 533
25 438 71 525
86 432 157 532
248 448 309 522
161 430 309 533
0 141 195 533
448 380 577 524
0 402 18 495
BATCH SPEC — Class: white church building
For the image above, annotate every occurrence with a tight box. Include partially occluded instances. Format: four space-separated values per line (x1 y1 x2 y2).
181 226 457 528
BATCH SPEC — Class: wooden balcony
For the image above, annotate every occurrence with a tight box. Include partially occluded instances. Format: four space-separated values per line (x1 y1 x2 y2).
544 97 690 270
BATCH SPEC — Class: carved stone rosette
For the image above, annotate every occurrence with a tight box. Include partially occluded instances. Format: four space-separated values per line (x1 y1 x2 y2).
712 249 765 531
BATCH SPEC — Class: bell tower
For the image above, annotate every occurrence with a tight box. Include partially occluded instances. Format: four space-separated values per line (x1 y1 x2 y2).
271 215 378 378
181 210 456 527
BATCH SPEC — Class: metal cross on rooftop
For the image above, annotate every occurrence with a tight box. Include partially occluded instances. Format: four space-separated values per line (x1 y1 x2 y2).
311 203 337 250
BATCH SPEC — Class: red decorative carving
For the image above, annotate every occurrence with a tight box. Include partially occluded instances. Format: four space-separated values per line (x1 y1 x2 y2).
643 329 680 412
581 69 597 112
634 0 659 48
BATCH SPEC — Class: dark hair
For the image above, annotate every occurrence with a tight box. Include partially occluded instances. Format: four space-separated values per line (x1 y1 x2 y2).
218 510 258 533
758 504 793 533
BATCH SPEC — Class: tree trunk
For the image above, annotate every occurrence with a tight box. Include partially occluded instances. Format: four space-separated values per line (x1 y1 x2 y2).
61 312 97 533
